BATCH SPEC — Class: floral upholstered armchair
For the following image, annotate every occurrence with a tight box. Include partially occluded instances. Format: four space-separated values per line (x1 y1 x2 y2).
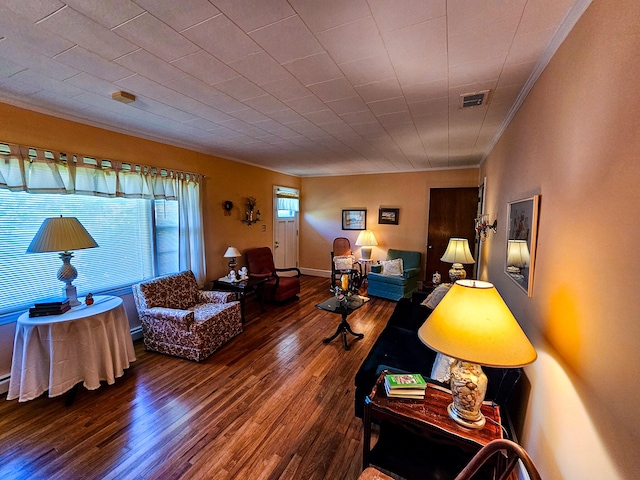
132 270 242 362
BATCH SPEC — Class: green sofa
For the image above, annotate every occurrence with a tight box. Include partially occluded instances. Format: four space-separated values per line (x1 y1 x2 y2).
367 249 421 301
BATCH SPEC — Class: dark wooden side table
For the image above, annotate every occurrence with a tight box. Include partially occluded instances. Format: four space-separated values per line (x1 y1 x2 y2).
315 295 369 350
363 371 505 479
212 276 268 322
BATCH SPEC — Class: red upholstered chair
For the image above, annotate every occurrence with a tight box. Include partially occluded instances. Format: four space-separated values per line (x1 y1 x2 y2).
244 247 301 302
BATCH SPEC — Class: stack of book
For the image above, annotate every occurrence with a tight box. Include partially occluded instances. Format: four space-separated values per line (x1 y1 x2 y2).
384 373 427 399
29 298 71 317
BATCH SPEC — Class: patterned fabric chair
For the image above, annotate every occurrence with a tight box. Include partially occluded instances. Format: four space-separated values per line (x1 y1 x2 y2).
132 270 242 362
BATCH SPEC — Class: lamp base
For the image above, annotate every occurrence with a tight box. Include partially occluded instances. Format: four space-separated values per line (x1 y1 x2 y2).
63 284 80 307
447 403 486 429
360 247 372 260
448 360 488 430
448 263 467 283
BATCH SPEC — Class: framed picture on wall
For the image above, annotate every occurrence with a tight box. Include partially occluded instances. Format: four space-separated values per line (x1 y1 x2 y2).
342 209 366 230
378 208 399 225
505 195 540 297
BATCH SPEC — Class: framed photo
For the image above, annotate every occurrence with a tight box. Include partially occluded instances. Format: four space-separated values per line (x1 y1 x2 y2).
378 208 399 225
505 195 540 297
342 209 366 230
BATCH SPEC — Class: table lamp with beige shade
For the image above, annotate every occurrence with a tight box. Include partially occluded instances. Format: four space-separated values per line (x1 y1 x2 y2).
418 279 537 429
355 230 378 260
223 246 241 271
440 237 475 283
506 239 530 275
26 216 98 306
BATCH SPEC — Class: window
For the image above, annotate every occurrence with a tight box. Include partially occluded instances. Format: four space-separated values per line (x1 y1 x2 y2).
276 188 299 218
277 209 296 218
0 190 179 315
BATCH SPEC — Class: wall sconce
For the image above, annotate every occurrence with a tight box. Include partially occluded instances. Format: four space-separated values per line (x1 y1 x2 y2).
475 214 497 241
242 196 261 226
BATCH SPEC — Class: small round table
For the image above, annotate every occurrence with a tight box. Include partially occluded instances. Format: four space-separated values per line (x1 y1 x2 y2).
315 295 369 350
7 295 136 402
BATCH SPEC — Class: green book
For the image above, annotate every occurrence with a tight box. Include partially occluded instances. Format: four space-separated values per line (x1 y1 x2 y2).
384 373 427 390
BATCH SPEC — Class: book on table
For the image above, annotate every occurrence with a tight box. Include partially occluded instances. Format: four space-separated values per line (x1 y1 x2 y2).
29 298 71 317
384 373 427 399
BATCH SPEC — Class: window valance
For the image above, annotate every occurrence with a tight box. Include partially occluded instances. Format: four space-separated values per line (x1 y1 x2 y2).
0 142 202 199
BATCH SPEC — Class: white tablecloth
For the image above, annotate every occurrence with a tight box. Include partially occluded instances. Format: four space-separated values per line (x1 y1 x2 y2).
7 295 136 402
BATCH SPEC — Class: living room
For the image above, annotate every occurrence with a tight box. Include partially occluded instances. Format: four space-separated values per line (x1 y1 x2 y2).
1 0 639 479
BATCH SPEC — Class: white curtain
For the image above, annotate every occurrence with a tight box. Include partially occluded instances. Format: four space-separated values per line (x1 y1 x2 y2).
178 174 206 284
276 189 299 211
0 142 206 281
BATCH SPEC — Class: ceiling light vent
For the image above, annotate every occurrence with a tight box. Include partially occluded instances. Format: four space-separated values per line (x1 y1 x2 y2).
459 90 491 109
112 91 136 104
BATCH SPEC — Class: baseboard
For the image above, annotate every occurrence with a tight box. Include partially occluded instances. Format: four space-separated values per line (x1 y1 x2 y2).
300 267 330 278
0 374 10 395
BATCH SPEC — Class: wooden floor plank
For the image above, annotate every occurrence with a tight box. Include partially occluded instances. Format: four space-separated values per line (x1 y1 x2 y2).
0 276 397 480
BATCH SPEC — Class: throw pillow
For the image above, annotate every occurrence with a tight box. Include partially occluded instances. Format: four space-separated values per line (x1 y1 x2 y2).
381 258 403 276
334 255 354 270
431 353 455 383
421 283 452 309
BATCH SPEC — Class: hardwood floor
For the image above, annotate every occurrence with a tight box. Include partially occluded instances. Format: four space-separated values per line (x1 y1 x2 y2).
0 276 396 480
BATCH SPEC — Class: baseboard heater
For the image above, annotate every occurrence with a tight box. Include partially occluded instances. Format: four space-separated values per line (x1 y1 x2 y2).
0 373 10 395
130 325 143 341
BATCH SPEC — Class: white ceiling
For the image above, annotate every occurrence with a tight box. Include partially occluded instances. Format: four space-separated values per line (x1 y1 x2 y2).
0 0 589 177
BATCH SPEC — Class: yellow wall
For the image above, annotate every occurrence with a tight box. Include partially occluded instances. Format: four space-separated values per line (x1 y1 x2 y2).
0 102 301 281
480 0 640 477
300 169 478 276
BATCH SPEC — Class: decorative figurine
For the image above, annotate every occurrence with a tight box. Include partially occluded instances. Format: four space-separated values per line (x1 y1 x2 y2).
238 266 248 280
85 293 94 306
229 270 237 281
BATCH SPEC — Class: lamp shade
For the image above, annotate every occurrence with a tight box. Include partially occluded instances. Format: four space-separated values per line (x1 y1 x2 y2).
26 216 98 253
440 238 475 264
418 279 537 367
506 240 530 268
223 246 241 258
355 230 378 247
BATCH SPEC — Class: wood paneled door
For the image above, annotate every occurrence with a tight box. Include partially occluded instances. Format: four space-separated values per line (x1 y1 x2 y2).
426 187 479 284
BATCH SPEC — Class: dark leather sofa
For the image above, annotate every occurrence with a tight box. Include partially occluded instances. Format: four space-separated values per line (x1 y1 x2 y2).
353 292 524 479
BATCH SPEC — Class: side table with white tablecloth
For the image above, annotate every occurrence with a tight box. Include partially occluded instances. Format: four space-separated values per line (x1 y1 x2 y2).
7 295 136 402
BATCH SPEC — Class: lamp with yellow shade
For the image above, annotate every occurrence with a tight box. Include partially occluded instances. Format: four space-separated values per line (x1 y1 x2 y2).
418 279 536 429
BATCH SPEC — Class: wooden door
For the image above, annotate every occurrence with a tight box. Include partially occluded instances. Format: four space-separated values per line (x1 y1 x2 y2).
426 187 479 283
273 186 299 271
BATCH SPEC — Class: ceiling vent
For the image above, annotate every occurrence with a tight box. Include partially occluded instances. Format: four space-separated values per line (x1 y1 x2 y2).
112 91 136 104
459 90 491 109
